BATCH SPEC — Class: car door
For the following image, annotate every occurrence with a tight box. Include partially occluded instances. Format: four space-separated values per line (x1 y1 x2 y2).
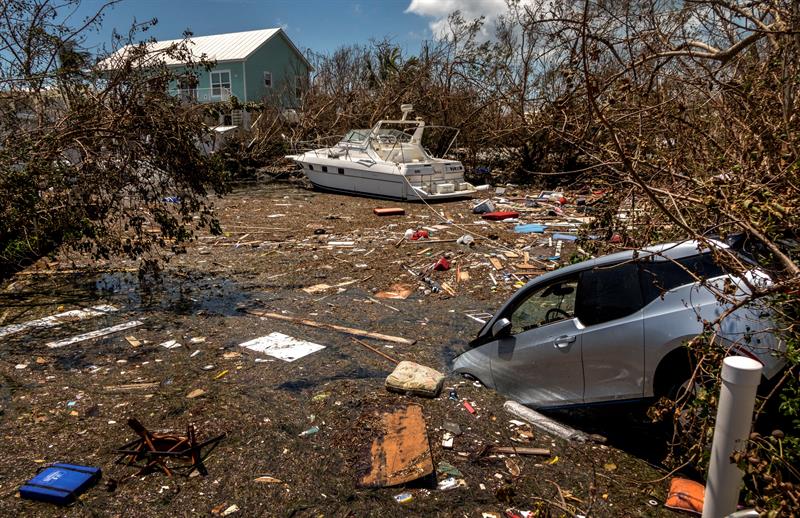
491 276 585 408
639 253 731 395
575 263 646 403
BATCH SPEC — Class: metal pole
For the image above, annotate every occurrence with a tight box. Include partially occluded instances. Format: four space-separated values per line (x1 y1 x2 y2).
703 356 762 518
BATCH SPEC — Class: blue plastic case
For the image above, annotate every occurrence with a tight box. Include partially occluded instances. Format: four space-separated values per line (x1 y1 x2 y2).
20 463 101 505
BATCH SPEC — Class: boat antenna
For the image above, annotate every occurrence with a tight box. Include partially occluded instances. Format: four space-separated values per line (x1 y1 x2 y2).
400 104 413 121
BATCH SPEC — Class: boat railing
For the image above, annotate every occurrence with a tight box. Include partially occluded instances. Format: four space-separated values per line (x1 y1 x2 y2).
420 125 460 158
291 134 343 154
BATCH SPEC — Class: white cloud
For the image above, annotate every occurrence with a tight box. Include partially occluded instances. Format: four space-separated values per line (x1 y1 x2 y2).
405 0 512 39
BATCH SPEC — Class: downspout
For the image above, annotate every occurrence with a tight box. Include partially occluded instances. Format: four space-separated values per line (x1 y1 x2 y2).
242 60 247 102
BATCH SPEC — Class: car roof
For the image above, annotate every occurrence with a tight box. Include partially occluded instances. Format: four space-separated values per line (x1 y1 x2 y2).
526 239 727 286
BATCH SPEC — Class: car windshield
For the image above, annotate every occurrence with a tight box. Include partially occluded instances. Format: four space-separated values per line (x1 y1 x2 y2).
510 278 578 334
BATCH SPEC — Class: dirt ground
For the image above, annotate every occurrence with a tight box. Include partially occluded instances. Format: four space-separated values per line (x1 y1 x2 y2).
0 181 683 517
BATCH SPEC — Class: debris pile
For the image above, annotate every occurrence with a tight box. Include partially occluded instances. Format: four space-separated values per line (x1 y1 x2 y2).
0 184 679 516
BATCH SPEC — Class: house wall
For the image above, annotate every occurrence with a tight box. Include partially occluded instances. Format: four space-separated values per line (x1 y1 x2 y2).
244 32 310 107
169 61 245 101
166 30 310 108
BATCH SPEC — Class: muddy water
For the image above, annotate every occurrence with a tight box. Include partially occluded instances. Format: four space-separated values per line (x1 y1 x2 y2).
0 183 680 517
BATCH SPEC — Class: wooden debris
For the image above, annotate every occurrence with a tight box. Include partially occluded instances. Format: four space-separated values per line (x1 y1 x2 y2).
245 309 415 345
505 458 521 477
186 389 206 399
375 283 413 300
254 476 282 484
351 337 400 364
104 382 160 393
373 207 405 216
358 405 433 487
440 282 456 296
302 278 362 294
0 304 118 340
515 251 548 270
46 320 145 348
490 446 551 456
489 257 504 270
14 267 138 276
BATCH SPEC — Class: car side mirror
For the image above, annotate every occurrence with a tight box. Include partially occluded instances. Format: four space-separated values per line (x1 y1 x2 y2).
491 318 512 338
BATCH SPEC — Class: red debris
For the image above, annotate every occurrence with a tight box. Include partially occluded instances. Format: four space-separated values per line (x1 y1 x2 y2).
610 233 622 244
410 230 429 241
433 257 450 271
373 207 406 216
482 211 520 221
463 401 476 414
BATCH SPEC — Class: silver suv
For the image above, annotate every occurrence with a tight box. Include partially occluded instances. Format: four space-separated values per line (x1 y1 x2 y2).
452 241 784 409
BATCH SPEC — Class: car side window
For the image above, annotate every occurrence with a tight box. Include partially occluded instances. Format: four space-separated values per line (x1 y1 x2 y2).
575 263 643 326
640 253 727 305
510 278 578 335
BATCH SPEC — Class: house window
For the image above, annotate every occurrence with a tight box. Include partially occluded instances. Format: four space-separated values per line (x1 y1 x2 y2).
308 164 314 171
338 167 344 174
263 71 272 88
210 70 231 97
322 166 328 172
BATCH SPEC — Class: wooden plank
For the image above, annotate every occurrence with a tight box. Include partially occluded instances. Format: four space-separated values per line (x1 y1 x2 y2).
104 382 160 392
350 337 399 364
358 405 433 487
244 310 415 345
373 207 405 216
489 257 504 270
0 305 118 339
46 320 145 348
490 446 551 456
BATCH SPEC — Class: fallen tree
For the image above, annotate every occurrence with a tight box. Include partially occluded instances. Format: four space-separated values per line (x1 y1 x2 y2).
0 0 228 279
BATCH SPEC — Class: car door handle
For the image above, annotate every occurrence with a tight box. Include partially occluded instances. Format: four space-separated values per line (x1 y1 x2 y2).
554 335 576 349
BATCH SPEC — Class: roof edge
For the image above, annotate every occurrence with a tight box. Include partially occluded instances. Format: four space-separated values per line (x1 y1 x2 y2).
242 28 314 72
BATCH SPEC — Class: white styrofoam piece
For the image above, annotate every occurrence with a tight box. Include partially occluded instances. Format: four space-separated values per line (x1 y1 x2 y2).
239 332 325 362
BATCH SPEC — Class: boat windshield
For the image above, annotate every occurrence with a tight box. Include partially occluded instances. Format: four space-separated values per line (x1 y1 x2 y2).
341 130 370 145
373 128 413 144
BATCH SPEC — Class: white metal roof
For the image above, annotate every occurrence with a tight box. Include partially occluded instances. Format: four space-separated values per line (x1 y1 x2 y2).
149 28 281 64
104 28 311 68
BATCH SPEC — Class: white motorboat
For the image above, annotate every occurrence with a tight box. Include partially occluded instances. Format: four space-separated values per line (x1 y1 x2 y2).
286 105 476 201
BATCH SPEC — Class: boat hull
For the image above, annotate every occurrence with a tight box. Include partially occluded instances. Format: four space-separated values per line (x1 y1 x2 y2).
297 160 474 201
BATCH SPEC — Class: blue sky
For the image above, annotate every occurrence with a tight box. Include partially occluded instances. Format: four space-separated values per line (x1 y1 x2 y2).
70 0 443 57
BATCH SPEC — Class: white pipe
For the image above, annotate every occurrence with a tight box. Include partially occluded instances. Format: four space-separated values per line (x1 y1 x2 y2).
703 356 763 518
503 400 588 442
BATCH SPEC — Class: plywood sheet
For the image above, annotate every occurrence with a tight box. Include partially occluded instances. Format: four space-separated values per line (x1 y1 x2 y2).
358 404 433 487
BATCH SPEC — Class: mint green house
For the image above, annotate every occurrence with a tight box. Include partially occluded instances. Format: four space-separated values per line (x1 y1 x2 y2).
138 28 311 126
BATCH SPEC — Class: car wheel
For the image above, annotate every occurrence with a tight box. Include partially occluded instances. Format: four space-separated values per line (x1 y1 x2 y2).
665 368 720 440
